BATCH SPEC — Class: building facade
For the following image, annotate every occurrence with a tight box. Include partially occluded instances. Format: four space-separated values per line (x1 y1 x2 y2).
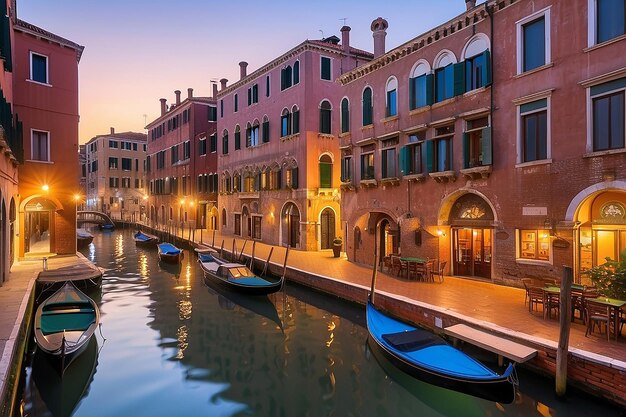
338 0 626 285
216 31 372 250
146 89 217 231
84 128 147 221
11 12 83 257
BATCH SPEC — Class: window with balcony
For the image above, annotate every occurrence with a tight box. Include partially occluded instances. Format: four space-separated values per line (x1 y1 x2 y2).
426 125 454 172
381 137 398 178
400 132 425 176
463 117 492 168
360 144 375 180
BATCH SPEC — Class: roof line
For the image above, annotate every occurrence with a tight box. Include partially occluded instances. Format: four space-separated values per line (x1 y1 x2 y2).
14 19 85 63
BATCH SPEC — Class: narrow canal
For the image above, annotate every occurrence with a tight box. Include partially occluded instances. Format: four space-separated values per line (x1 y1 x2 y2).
16 229 622 417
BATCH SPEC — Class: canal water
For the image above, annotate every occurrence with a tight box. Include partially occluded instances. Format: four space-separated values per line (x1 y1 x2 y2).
16 229 623 417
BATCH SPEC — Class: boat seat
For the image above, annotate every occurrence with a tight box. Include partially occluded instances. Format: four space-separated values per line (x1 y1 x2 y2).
40 312 95 335
382 329 445 352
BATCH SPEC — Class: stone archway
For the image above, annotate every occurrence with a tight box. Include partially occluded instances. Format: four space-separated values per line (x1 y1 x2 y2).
281 202 300 248
320 207 336 250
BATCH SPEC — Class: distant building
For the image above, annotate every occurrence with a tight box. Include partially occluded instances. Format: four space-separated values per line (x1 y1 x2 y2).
78 144 86 211
216 30 372 250
145 89 217 231
84 128 147 222
11 10 83 257
338 0 626 284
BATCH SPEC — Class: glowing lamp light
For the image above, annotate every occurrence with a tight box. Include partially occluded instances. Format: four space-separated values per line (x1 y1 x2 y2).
42 184 49 192
74 194 81 201
437 229 446 237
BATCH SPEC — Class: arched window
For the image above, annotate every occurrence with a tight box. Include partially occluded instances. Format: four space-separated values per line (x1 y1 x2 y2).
341 98 350 133
362 87 373 126
386 77 398 117
463 35 491 91
319 154 333 188
291 105 300 134
281 108 291 137
409 61 431 109
233 171 241 192
434 51 457 102
234 125 241 150
222 129 229 155
293 60 300 85
281 65 293 90
222 208 227 226
319 100 332 134
262 115 270 143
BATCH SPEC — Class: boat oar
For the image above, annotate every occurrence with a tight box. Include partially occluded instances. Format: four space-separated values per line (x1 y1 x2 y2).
239 239 248 262
281 247 290 281
370 227 379 305
262 247 273 276
232 239 237 262
219 240 225 258
249 241 257 270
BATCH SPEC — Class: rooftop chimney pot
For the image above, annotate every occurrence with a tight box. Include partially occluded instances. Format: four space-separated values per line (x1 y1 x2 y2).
110 127 115 135
175 90 181 105
212 81 218 99
187 88 193 99
220 78 228 91
465 0 476 10
341 26 351 52
160 98 167 115
239 61 248 80
371 17 389 58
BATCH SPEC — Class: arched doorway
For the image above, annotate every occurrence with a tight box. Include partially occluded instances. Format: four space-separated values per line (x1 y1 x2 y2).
320 207 336 249
24 197 55 255
449 193 494 279
281 203 300 248
209 206 218 230
378 219 398 260
1 197 5 284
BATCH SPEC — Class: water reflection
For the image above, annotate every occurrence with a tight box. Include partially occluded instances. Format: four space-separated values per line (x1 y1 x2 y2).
22 229 624 417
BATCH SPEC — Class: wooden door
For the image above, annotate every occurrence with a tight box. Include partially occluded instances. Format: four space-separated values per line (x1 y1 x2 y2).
320 208 335 249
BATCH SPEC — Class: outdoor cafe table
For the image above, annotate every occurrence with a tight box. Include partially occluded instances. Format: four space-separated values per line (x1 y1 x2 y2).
587 297 626 341
400 257 428 280
542 285 590 321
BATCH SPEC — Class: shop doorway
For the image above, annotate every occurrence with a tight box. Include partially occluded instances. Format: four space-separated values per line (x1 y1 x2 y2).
320 208 335 250
25 199 53 254
453 228 492 279
282 203 300 248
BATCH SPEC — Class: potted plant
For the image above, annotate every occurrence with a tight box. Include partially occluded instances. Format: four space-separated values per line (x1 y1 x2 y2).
332 237 342 258
585 249 626 299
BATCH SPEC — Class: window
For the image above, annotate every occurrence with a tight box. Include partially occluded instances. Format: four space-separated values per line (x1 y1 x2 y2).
171 145 179 164
281 109 291 137
591 0 625 45
465 50 491 91
592 88 625 152
286 166 299 189
248 84 258 105
234 125 241 150
434 52 455 102
135 178 140 188
409 62 432 110
183 141 190 160
156 150 166 169
319 155 332 188
246 122 260 147
400 132 424 176
199 137 207 156
252 216 262 240
386 78 398 117
121 157 132 170
208 106 217 122
463 117 492 168
321 56 331 80
360 144 375 180
109 157 118 169
109 177 119 188
293 60 300 85
222 130 229 155
121 177 131 188
520 99 548 162
31 130 49 161
381 137 398 178
341 98 350 133
133 143 138 151
210 134 217 153
320 100 331 134
266 75 271 97
109 140 118 149
362 87 373 126
234 94 238 112
341 150 352 182
220 100 224 118
292 106 300 134
91 160 98 172
519 229 551 261
426 125 454 172
262 116 270 143
281 65 293 90
517 9 550 74
30 52 48 84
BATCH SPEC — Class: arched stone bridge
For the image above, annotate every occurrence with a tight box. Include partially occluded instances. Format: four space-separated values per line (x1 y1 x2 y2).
77 210 115 227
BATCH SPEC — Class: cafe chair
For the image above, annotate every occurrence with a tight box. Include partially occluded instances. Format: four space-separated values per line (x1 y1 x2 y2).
382 256 392 273
545 291 560 319
391 256 407 278
430 260 446 283
521 278 532 306
585 300 611 342
527 286 545 314
406 261 419 281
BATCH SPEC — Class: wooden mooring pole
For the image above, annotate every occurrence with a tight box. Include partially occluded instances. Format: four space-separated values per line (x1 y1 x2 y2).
262 247 274 276
556 266 573 398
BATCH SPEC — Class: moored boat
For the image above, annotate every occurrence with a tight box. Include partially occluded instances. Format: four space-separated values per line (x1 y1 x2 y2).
134 230 159 246
76 229 94 249
158 242 183 263
367 242 516 404
98 223 114 230
196 249 284 295
34 281 100 374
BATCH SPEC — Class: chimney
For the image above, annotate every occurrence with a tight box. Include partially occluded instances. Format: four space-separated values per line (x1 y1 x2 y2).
220 78 228 91
239 61 248 80
465 0 476 10
160 98 167 115
110 127 115 135
371 17 389 58
187 88 193 99
212 81 218 99
175 90 181 105
341 26 351 52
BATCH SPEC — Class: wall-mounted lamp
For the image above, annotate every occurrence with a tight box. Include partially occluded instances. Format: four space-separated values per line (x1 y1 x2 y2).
437 229 446 237
42 184 49 192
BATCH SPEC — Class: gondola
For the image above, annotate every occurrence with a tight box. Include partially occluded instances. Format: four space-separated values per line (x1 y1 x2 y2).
158 242 184 264
366 246 516 404
34 281 100 374
76 228 94 249
133 230 159 246
195 249 284 295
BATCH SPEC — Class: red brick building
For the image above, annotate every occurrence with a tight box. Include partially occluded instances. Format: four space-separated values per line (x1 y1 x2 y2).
146 89 217 230
338 0 626 284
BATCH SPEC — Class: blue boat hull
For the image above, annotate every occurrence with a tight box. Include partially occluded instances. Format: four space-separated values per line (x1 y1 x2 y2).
367 300 515 404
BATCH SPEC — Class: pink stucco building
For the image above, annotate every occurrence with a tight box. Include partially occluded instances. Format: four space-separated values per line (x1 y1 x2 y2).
338 0 626 285
216 30 372 250
146 89 217 230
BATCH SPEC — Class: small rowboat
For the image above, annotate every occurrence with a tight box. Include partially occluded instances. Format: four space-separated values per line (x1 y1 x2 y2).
158 243 184 264
196 249 284 295
98 223 114 231
76 229 94 249
34 281 100 374
133 230 159 246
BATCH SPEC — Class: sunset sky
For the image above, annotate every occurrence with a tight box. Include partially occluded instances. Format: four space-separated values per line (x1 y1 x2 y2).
18 0 485 143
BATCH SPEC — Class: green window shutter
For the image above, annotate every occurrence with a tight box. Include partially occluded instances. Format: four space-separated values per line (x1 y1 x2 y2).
235 132 241 150
341 99 349 133
321 57 331 80
483 50 492 86
293 110 300 133
399 146 408 175
281 69 286 90
425 74 434 106
1 14 12 72
481 127 492 166
320 163 331 188
453 62 466 96
409 77 416 110
292 167 299 189
262 120 269 142
293 61 300 84
425 140 434 173
462 133 470 169
247 89 251 106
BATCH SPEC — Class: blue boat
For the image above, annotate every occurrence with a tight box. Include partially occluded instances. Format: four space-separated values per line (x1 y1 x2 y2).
196 249 285 295
158 243 183 264
133 230 159 246
98 223 114 231
367 250 516 403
